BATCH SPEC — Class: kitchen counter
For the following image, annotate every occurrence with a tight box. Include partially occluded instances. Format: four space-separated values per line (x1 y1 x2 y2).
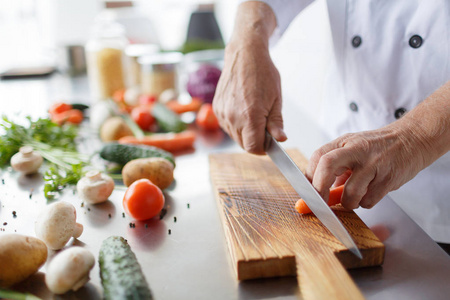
1 73 450 300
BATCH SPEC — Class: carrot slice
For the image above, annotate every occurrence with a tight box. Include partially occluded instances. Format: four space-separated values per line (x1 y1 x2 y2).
295 184 344 214
166 98 203 114
118 131 196 153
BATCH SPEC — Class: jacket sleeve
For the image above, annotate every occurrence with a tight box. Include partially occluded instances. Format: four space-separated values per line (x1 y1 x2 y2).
241 0 315 44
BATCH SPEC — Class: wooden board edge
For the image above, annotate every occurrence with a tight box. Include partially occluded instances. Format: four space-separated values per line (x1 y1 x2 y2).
336 244 386 269
237 256 297 281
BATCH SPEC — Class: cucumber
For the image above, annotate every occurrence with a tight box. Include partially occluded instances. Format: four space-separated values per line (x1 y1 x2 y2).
100 143 175 167
71 103 89 111
152 102 187 133
99 236 153 300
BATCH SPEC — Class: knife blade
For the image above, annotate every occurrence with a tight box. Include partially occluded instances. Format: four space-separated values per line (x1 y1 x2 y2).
264 132 362 259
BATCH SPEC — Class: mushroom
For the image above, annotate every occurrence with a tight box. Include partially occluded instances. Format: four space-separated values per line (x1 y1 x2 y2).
159 88 178 104
76 170 114 204
45 247 95 294
35 201 83 250
10 146 43 175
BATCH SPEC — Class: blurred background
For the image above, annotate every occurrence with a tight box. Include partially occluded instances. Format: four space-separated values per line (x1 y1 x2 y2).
0 0 330 128
0 0 238 68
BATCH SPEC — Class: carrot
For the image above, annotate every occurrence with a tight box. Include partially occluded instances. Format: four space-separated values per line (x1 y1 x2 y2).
166 98 203 114
295 184 344 214
118 131 196 153
51 109 84 125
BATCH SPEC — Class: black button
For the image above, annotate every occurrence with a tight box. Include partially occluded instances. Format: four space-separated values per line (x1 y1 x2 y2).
352 36 362 48
394 107 407 119
349 102 358 112
409 35 423 48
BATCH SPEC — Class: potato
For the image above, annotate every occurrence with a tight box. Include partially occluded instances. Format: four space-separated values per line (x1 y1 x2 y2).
122 157 174 189
100 116 133 142
0 234 47 287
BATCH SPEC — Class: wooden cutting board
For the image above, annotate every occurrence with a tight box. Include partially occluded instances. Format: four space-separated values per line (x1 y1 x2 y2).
209 150 385 300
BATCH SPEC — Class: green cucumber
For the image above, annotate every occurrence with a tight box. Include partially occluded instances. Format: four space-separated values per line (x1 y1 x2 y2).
152 102 186 133
100 143 175 167
71 103 89 111
99 236 153 300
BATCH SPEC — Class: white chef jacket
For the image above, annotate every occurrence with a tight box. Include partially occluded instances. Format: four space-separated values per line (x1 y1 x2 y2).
252 0 450 243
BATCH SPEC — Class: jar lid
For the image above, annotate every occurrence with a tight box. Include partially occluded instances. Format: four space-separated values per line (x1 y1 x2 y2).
138 52 183 67
125 44 160 58
183 49 224 64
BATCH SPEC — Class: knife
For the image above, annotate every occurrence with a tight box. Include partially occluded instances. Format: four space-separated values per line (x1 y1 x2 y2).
264 131 363 259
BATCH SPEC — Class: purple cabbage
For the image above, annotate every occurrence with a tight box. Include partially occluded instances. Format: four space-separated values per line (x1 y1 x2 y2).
186 64 221 103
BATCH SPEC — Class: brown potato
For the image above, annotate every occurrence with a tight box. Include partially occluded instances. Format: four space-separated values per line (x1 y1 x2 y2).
100 116 133 142
122 157 174 189
0 234 48 287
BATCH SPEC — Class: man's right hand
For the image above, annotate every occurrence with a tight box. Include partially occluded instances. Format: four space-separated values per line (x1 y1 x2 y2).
212 2 287 154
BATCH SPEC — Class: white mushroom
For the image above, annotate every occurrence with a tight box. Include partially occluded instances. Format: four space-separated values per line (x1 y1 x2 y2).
159 88 178 104
45 247 95 294
76 170 114 204
10 146 43 175
35 201 83 250
124 85 141 106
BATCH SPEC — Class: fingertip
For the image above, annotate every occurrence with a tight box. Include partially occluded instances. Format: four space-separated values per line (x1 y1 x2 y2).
267 125 287 142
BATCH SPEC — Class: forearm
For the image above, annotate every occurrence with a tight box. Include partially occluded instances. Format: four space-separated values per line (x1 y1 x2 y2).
228 1 277 50
395 80 450 168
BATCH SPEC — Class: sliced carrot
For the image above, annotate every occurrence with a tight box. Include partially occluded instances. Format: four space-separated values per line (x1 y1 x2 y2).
166 98 203 114
295 184 344 214
51 109 84 125
118 131 196 153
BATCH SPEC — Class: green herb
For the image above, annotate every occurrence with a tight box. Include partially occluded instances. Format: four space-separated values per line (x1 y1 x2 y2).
0 289 43 300
0 115 89 199
44 163 85 200
0 116 79 166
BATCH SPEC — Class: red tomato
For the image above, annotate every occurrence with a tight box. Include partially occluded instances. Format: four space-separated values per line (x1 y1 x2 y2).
49 102 72 116
139 94 157 106
131 106 155 131
196 103 220 131
51 109 83 125
123 179 165 221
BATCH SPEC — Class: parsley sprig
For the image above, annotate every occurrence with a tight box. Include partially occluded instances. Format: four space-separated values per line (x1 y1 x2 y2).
0 116 89 199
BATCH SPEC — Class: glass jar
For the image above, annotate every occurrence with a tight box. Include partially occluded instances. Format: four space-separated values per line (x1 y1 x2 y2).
85 19 129 101
139 52 183 98
125 44 159 88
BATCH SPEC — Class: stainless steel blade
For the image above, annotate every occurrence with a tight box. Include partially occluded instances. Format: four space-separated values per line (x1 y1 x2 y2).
264 132 362 259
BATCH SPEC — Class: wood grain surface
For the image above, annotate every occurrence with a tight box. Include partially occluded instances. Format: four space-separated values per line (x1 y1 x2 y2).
209 149 385 300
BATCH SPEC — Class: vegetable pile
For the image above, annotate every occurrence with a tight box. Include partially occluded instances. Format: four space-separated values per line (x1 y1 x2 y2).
0 59 226 298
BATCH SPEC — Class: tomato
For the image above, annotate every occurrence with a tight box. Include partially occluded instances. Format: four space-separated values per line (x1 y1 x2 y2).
123 179 165 221
131 106 155 131
51 109 84 125
196 103 220 131
49 102 72 116
138 94 157 106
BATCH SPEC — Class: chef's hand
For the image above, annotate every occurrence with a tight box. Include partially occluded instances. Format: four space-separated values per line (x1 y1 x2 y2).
212 2 287 155
305 127 426 209
306 80 450 209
